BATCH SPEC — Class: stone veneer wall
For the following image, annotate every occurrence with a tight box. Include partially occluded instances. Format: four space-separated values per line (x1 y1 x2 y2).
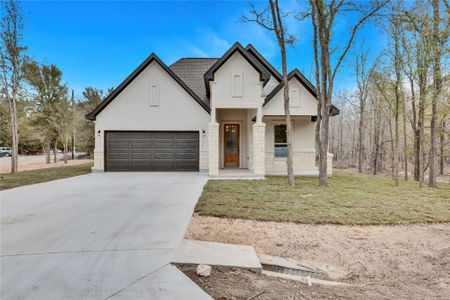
252 123 266 176
208 123 219 175
265 151 333 176
199 151 209 171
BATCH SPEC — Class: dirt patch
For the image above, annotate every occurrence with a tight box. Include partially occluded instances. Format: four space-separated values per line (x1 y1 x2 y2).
185 215 450 299
177 264 353 300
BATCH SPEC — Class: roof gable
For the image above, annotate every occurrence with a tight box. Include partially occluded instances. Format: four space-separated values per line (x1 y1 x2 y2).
245 44 282 82
264 69 339 116
86 53 209 120
204 42 271 97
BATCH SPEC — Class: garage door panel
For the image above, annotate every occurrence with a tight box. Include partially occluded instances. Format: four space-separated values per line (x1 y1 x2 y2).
131 141 153 149
153 140 174 149
108 132 129 139
130 161 153 168
108 142 129 150
153 132 175 139
108 153 129 159
131 132 153 139
153 152 174 159
176 152 197 159
130 153 151 159
105 131 198 171
175 132 197 139
176 140 198 149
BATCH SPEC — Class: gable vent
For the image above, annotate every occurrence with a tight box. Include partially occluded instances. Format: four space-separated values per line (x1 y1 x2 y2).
149 83 159 107
232 72 243 97
289 87 300 107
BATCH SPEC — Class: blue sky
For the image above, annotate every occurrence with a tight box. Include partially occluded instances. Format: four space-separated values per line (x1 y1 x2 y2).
21 0 387 98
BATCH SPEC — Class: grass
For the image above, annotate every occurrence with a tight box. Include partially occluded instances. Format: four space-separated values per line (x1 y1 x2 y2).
0 162 93 190
195 170 450 225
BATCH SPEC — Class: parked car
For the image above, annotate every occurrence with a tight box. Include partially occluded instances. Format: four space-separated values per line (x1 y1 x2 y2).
0 147 12 157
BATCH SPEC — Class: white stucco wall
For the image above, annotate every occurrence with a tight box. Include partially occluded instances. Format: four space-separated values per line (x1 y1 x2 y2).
263 116 332 176
93 60 210 171
264 116 316 152
262 76 280 97
210 52 265 109
263 77 318 116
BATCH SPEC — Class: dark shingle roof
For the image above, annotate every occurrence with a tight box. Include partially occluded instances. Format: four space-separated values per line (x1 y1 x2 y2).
170 58 218 106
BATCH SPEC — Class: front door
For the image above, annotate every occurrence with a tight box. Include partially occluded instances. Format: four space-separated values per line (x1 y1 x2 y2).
224 124 240 168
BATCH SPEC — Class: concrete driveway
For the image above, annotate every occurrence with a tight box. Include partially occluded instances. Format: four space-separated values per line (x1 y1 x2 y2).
1 172 210 299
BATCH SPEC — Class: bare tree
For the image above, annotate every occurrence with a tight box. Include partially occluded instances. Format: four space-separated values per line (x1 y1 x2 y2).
305 0 389 186
402 32 420 181
402 1 434 187
0 0 27 173
428 0 448 187
353 46 377 173
242 1 297 187
391 17 403 186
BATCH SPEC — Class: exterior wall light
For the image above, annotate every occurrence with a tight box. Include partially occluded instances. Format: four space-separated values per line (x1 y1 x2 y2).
202 129 206 136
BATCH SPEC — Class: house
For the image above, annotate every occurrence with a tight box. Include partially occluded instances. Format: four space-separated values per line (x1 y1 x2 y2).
86 42 339 177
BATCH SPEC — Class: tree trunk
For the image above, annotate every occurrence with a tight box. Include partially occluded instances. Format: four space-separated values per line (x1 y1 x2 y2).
410 79 420 181
358 106 364 173
388 118 395 181
45 140 50 164
319 104 330 186
428 0 441 188
394 111 399 186
63 140 68 164
53 139 57 163
439 120 445 175
402 98 408 180
418 90 425 188
269 0 295 187
8 97 19 173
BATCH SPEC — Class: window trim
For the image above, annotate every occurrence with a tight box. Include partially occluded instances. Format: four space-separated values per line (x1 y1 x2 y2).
273 123 288 158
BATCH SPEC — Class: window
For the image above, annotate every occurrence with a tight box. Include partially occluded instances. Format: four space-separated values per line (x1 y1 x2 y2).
289 87 300 107
232 72 243 97
149 83 159 106
274 124 287 157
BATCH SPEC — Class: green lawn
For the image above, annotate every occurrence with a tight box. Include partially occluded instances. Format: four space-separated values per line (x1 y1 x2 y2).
0 162 93 191
195 171 450 225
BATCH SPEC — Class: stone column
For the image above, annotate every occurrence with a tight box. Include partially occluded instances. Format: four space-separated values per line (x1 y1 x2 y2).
208 122 219 176
252 122 266 176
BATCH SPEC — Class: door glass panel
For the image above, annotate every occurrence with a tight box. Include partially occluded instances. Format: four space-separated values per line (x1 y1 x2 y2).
224 124 239 167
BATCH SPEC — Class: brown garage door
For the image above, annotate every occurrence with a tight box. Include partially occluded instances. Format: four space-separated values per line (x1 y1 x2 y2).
105 131 199 171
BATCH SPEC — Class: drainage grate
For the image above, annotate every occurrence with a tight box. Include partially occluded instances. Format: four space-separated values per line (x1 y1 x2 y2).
261 264 326 279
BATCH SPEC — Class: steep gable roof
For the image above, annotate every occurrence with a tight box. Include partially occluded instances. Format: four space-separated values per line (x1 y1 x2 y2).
204 42 271 97
86 53 210 121
264 69 339 116
245 44 282 81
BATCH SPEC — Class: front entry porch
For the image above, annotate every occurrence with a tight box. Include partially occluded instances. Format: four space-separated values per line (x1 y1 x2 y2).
208 108 265 178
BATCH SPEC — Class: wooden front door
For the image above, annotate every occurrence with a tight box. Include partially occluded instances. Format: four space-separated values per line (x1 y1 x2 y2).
224 124 240 168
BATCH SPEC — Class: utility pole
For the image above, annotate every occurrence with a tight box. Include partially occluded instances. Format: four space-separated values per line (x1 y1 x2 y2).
71 90 76 160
